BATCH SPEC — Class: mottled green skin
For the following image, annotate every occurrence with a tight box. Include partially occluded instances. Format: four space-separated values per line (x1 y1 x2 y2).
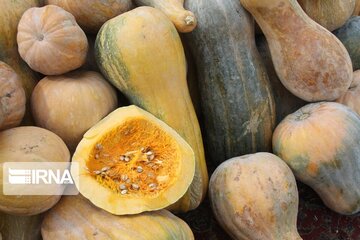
185 0 276 166
256 35 306 124
334 16 360 71
0 0 41 124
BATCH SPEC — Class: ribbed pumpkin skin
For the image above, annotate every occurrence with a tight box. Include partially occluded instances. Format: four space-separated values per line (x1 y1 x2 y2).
334 16 360 71
209 153 301 240
41 195 194 240
17 5 88 75
185 0 275 166
45 0 133 33
273 102 360 215
0 126 70 216
337 70 360 115
31 71 118 151
298 0 355 31
240 0 353 102
0 61 26 130
256 36 306 124
95 6 207 212
134 0 196 33
0 0 40 123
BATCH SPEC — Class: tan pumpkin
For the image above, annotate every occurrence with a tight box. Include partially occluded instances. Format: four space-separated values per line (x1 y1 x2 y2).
337 70 360 115
0 126 70 215
209 153 301 240
0 61 26 130
134 0 197 33
17 5 88 75
273 102 360 215
45 0 133 33
240 0 353 102
298 0 355 31
71 105 195 215
41 195 194 240
31 71 118 151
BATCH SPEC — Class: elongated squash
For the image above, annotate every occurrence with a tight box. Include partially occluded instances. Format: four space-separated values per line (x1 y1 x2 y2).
256 35 306 124
298 0 355 31
134 0 196 33
95 6 207 212
0 0 40 124
42 195 194 240
185 0 275 166
240 0 353 102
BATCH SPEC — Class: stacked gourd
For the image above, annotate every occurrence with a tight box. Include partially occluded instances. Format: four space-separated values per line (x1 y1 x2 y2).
2 0 360 239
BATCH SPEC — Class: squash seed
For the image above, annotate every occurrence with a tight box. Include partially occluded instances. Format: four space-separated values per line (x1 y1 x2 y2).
120 189 128 195
95 143 103 151
121 174 128 181
119 184 127 190
136 166 143 173
131 183 140 190
148 183 157 189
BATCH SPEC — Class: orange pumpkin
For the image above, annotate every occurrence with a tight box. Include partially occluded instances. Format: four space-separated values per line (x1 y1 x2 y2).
0 61 26 130
17 5 88 75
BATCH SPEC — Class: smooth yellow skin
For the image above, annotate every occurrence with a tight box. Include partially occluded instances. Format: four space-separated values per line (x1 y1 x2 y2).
96 6 208 212
71 105 195 215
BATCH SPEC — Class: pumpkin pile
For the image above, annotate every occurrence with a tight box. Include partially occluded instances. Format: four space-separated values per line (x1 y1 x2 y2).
1 0 360 239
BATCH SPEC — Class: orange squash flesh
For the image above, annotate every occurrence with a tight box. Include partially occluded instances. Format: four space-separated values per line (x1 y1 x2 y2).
71 105 195 215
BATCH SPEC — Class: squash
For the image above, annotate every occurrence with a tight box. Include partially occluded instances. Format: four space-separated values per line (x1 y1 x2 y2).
209 153 301 240
184 0 275 165
95 6 207 212
45 0 133 33
0 213 43 240
240 0 353 102
134 0 196 33
31 71 118 151
297 0 355 31
42 195 194 240
256 35 306 124
354 0 360 15
336 70 360 115
0 126 70 215
273 102 360 215
0 0 40 124
0 61 26 130
334 16 360 71
17 5 88 75
71 105 195 215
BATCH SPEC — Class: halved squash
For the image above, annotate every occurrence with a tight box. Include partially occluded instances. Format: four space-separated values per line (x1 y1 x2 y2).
71 105 195 215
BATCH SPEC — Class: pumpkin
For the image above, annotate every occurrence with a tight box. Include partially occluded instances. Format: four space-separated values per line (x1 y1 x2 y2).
184 0 275 166
273 102 360 215
0 213 43 240
297 0 355 31
45 0 133 33
256 35 306 124
354 0 360 15
240 0 353 102
134 0 196 33
0 126 70 215
334 16 360 71
42 195 194 240
17 5 88 75
336 70 360 115
71 105 195 215
31 71 118 151
0 61 26 130
0 0 40 124
209 153 301 240
95 6 207 212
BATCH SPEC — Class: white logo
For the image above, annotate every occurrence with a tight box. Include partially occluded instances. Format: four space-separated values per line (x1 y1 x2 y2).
8 168 73 185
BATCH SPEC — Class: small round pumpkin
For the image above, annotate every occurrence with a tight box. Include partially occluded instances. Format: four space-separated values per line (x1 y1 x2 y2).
337 70 360 115
0 61 26 130
0 126 70 216
17 5 88 75
31 71 118 151
273 102 360 215
45 0 133 33
41 195 194 240
71 105 195 215
209 153 301 240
